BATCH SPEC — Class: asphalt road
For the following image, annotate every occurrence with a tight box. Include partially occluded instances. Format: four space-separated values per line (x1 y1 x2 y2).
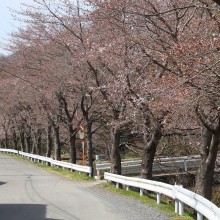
0 154 171 220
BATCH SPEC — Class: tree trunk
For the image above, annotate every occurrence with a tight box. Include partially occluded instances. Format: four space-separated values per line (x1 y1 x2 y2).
4 131 9 149
46 124 52 158
12 130 18 150
53 125 61 161
19 131 25 151
141 126 162 179
25 125 32 153
25 134 32 153
56 92 77 163
140 106 162 179
110 127 121 174
86 120 93 176
36 130 42 155
69 126 77 164
195 128 220 200
212 0 220 7
31 132 37 154
81 94 94 176
1 139 5 148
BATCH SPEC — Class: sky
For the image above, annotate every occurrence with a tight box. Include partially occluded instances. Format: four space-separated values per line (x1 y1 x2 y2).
0 0 33 55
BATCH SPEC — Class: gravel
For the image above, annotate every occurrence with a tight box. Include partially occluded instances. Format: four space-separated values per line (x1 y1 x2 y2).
85 182 172 220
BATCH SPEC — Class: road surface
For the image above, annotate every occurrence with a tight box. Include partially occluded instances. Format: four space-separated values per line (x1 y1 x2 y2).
0 154 171 220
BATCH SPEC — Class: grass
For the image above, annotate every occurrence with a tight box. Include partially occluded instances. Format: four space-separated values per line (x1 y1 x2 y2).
35 162 94 181
1 152 94 181
103 183 196 220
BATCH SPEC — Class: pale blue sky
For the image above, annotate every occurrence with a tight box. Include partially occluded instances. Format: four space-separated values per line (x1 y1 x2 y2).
0 0 34 55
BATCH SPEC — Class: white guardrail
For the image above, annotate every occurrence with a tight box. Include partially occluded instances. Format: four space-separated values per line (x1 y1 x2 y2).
105 172 220 220
0 148 92 176
96 155 201 176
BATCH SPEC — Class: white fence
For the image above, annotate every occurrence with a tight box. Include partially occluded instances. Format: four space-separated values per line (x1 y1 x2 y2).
105 172 220 220
96 155 201 177
0 148 92 176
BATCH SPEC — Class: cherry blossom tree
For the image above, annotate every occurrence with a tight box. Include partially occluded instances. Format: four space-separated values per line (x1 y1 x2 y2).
6 0 104 171
2 0 220 199
111 0 220 199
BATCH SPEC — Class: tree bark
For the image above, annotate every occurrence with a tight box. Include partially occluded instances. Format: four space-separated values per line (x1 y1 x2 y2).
86 120 93 176
25 125 32 153
141 126 162 179
212 0 220 6
141 106 162 179
1 139 5 148
4 132 9 149
19 131 25 151
87 62 122 175
36 129 42 155
110 127 121 174
69 126 77 164
12 129 18 150
81 94 94 176
46 124 52 158
56 92 77 163
195 128 220 200
31 132 37 154
53 125 61 161
25 134 32 153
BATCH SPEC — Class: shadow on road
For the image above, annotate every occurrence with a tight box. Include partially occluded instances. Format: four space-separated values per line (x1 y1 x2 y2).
0 182 6 186
0 204 62 220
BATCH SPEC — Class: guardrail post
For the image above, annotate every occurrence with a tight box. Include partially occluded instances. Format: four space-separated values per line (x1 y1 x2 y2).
184 159 187 172
116 182 119 189
140 189 144 196
175 199 179 214
179 200 184 216
126 185 129 191
97 170 100 177
197 212 203 220
157 193 161 204
89 167 92 178
178 185 184 216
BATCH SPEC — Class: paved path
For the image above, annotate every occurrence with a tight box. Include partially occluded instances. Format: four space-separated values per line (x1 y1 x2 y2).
0 154 171 220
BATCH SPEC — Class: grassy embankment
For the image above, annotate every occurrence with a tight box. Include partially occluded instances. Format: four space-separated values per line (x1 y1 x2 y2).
104 183 196 220
3 152 93 181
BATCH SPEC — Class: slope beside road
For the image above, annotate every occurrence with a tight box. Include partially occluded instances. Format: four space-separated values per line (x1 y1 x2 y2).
0 154 171 220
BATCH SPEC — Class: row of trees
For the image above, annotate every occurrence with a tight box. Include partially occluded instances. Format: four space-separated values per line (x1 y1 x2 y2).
0 0 220 200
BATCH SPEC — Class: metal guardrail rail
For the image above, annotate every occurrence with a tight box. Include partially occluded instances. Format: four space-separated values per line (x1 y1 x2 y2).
0 149 92 176
95 155 201 176
105 172 220 220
